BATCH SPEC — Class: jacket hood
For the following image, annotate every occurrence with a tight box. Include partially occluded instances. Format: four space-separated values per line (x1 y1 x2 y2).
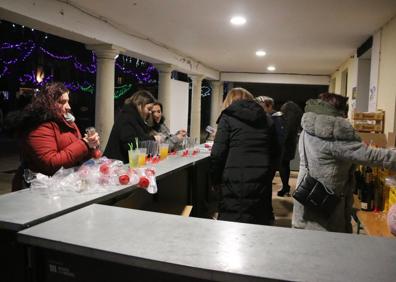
221 100 267 124
302 112 361 141
305 99 345 117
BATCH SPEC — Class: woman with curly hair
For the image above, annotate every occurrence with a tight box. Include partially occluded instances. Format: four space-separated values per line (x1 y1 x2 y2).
12 82 100 191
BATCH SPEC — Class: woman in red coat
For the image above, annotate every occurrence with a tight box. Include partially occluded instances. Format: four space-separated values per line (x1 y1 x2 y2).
12 82 100 191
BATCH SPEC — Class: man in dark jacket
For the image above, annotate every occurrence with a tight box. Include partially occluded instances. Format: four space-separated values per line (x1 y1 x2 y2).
210 88 277 225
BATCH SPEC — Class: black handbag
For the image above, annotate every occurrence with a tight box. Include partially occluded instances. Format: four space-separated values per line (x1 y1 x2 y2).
292 133 339 217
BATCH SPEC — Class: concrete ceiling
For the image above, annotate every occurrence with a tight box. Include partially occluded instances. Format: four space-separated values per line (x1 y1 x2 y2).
31 1 396 75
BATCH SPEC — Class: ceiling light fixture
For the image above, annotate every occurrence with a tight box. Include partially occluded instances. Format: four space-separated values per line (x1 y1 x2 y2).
267 65 276 71
255 50 266 57
230 16 246 26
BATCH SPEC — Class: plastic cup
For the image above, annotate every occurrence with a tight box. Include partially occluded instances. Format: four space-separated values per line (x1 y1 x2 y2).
159 143 169 160
128 149 139 169
138 148 147 167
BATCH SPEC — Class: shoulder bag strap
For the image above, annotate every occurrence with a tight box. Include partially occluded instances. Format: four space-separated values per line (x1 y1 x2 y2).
302 131 310 173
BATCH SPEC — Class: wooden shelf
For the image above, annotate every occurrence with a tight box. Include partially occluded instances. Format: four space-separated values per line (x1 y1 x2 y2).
351 111 385 133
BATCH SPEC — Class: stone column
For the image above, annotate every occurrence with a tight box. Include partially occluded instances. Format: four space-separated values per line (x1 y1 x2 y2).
154 64 174 127
210 80 224 126
86 44 119 149
189 74 204 141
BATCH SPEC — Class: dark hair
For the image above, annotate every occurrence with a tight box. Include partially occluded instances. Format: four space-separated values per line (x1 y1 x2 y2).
151 102 165 127
18 82 69 131
152 102 163 112
319 92 348 114
280 101 303 131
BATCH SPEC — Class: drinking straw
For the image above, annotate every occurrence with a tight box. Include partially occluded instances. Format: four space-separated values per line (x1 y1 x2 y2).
128 142 133 151
135 137 139 150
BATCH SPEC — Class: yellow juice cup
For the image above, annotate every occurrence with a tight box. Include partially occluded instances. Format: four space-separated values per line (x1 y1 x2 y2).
159 143 169 160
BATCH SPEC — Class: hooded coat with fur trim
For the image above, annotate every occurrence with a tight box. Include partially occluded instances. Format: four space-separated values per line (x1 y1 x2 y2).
292 112 396 233
210 99 278 224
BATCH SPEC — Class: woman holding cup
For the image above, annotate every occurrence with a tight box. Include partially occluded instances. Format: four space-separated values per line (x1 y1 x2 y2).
104 90 161 164
12 82 100 191
150 102 186 152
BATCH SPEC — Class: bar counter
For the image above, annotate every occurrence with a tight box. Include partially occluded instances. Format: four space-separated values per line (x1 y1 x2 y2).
0 152 209 232
19 204 396 282
0 150 210 281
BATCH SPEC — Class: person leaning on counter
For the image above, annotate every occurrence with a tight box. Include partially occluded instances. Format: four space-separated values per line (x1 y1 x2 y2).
104 90 161 163
150 102 186 151
12 82 100 191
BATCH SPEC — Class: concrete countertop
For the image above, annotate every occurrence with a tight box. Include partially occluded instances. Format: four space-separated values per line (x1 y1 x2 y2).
18 204 396 282
0 152 209 231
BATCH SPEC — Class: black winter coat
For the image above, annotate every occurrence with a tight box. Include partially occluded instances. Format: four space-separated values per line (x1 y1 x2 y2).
281 101 303 161
210 100 277 224
104 104 154 163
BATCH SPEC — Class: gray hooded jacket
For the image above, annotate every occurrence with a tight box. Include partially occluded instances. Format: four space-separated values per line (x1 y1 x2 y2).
292 112 396 233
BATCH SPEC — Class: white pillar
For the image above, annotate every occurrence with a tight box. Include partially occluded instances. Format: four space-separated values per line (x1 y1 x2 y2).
154 64 174 127
86 44 119 149
189 74 204 141
210 80 224 126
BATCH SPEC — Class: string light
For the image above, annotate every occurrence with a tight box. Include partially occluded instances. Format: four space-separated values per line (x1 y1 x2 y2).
114 84 132 99
0 40 156 81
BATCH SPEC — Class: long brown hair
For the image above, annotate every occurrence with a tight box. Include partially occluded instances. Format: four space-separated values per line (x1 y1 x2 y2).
222 87 254 110
124 90 156 118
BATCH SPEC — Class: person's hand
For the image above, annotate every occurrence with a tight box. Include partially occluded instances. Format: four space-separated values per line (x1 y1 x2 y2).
153 135 162 142
83 132 100 149
176 129 187 141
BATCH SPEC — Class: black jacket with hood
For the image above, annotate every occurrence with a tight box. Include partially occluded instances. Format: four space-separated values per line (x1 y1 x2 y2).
104 103 154 163
210 99 277 224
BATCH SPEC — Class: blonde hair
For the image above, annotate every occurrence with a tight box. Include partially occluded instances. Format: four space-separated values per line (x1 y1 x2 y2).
222 88 254 110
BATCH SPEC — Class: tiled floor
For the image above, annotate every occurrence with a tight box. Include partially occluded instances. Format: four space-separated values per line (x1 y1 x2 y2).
271 172 296 228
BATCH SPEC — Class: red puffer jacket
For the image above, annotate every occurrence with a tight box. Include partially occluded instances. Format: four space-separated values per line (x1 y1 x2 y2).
12 119 90 191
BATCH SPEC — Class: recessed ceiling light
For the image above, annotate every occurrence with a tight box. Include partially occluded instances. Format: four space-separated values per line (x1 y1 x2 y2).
256 50 266 57
230 16 246 26
267 65 276 71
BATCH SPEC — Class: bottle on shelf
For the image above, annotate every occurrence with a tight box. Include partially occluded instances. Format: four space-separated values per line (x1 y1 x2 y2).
361 166 374 211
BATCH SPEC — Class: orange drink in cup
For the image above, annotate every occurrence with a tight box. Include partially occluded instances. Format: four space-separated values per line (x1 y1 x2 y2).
159 143 169 160
137 148 147 167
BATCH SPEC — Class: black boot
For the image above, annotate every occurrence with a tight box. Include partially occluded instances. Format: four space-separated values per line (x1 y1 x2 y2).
277 186 290 197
